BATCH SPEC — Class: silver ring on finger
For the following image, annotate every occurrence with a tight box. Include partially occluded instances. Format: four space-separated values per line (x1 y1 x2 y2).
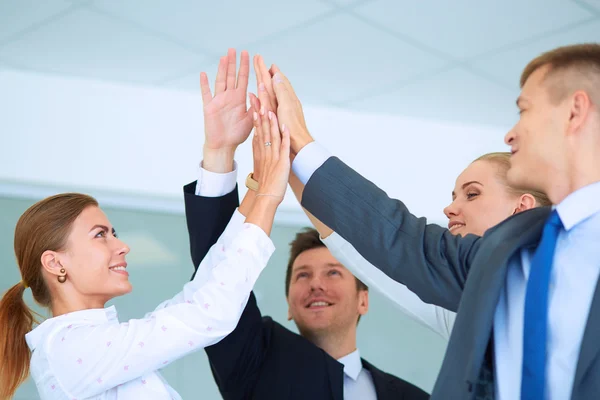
265 141 272 147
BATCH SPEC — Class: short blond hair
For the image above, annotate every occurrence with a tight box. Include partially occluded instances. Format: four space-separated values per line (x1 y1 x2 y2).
473 152 552 207
520 43 600 106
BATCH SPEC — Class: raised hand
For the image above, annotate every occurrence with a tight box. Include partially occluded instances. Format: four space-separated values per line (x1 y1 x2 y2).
253 55 278 115
253 110 290 202
200 49 254 171
267 67 314 155
243 109 290 236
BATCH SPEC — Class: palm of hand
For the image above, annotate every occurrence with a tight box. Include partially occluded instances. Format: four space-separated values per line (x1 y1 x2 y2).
204 89 252 149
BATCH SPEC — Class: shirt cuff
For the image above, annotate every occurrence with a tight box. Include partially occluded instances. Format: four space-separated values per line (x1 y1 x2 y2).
195 161 238 197
291 142 332 185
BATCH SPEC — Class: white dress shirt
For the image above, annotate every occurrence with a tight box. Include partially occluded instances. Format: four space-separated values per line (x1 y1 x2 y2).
494 182 600 400
338 349 377 400
324 233 455 340
293 142 600 400
26 196 275 399
194 162 378 399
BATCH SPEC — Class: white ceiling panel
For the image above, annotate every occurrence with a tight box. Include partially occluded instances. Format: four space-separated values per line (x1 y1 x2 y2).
347 67 518 129
326 0 374 6
354 0 594 60
235 14 448 105
92 0 334 54
164 70 203 92
577 0 600 14
0 0 74 44
163 63 262 101
471 19 600 89
0 8 207 84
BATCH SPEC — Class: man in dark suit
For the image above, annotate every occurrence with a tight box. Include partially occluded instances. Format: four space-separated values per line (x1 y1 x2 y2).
268 44 600 400
185 48 428 400
185 187 428 400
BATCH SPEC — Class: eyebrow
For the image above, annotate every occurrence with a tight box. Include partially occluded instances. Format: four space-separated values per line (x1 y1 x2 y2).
292 262 343 273
89 224 116 235
451 181 483 198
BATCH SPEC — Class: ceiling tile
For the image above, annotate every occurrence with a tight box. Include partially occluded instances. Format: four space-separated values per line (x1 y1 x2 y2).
230 14 448 105
577 0 600 13
164 64 260 98
92 0 334 54
0 0 73 44
471 20 600 89
346 67 519 129
354 0 594 60
328 0 375 7
0 8 207 84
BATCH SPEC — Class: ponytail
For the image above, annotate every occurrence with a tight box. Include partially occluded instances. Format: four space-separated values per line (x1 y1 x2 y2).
3 192 98 398
0 282 39 399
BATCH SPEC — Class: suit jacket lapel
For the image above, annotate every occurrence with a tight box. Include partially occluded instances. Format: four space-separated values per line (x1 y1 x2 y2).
326 353 344 400
573 278 600 391
361 359 391 400
462 208 549 381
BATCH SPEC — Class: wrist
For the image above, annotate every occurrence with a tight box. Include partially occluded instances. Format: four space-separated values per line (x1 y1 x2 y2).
254 193 282 207
202 145 236 173
290 130 314 155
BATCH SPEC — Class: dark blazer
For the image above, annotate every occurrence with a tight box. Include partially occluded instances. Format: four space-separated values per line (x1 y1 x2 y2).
300 157 600 400
183 182 429 400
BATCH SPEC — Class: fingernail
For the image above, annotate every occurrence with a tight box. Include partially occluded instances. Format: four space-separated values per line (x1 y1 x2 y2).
282 124 286 132
268 111 273 120
259 83 266 92
253 112 258 121
273 73 283 84
260 106 265 115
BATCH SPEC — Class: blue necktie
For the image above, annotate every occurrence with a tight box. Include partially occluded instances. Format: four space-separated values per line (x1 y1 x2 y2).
521 210 563 400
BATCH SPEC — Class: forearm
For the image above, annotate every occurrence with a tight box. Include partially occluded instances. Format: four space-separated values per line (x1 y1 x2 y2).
239 187 257 217
245 196 279 236
289 172 333 238
325 233 455 339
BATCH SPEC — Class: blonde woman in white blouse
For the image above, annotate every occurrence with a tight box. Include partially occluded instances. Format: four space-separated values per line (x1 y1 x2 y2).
0 59 291 399
290 152 551 340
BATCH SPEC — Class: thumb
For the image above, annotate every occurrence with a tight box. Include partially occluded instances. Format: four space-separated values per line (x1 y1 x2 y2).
271 72 290 104
248 92 260 112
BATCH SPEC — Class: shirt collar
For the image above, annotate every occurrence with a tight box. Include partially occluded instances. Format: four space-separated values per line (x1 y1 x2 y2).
337 349 363 381
555 181 600 231
25 306 118 350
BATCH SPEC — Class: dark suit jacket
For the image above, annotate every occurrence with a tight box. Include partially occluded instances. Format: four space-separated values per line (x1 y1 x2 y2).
183 182 429 400
300 157 600 400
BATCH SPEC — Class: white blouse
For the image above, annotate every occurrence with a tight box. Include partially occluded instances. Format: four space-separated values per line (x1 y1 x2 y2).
323 232 455 340
25 215 274 400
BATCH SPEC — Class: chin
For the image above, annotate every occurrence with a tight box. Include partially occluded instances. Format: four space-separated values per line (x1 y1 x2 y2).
506 164 530 189
114 283 133 296
295 316 332 333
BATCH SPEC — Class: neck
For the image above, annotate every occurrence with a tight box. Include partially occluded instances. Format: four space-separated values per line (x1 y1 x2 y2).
546 148 600 204
50 289 107 317
303 325 358 360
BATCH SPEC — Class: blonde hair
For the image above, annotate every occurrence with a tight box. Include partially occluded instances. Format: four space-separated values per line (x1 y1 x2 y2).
473 152 552 207
521 43 600 106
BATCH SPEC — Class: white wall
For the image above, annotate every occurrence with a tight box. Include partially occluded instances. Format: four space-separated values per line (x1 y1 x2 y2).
0 69 511 224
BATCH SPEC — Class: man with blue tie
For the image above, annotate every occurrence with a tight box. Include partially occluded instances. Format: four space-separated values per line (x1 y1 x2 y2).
270 42 600 399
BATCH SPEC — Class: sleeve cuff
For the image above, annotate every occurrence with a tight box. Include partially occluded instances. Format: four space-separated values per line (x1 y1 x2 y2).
196 161 238 197
291 142 331 185
321 231 343 248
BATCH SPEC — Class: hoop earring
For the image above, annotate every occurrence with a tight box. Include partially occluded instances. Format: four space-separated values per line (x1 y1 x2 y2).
57 268 67 283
